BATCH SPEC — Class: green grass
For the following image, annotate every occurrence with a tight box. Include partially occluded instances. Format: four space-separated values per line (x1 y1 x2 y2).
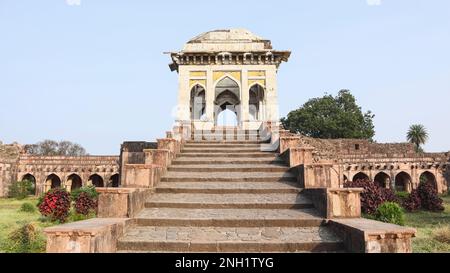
0 197 96 253
0 197 54 253
404 195 450 253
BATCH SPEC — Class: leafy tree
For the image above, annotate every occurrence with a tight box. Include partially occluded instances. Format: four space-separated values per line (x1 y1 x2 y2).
24 140 87 156
407 124 428 153
281 90 375 139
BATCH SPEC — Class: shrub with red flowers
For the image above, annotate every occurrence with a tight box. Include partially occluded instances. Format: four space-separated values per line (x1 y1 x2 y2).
71 185 98 216
74 191 98 215
402 189 422 212
37 188 71 223
417 181 444 212
344 179 398 214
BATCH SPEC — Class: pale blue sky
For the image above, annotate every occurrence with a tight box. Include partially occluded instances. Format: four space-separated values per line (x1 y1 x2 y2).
1 0 449 154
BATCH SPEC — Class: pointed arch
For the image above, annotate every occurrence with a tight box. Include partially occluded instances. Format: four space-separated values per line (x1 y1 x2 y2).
89 174 104 188
22 173 36 195
374 172 391 188
420 171 437 190
46 174 61 189
249 83 265 121
395 172 412 192
109 174 120 188
353 172 369 182
190 84 206 120
67 174 82 191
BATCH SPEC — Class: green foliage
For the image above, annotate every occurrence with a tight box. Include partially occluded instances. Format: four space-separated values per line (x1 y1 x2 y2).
70 185 99 201
19 202 36 213
396 191 410 200
281 90 375 140
375 202 405 226
23 140 87 156
407 124 428 153
8 180 35 199
68 210 97 222
3 222 46 253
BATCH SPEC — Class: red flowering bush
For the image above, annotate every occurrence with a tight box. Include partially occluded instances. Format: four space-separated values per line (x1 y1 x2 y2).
402 189 422 212
74 192 98 215
37 188 71 223
344 179 398 214
417 181 444 212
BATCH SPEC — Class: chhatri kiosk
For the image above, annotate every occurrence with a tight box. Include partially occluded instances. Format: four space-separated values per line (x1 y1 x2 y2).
167 29 291 132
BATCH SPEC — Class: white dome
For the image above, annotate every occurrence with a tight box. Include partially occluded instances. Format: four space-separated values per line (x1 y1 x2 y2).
183 29 272 52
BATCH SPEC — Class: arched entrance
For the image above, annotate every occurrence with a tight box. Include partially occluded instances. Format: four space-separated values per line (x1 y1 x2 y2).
217 109 238 126
89 174 104 188
22 174 36 195
374 172 391 188
395 172 412 192
67 174 82 191
353 172 369 182
108 174 120 188
46 174 61 189
249 84 265 121
190 84 206 120
420 171 437 190
214 77 240 126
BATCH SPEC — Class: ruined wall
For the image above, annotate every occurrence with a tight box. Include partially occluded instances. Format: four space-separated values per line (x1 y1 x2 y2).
281 132 450 194
0 142 120 197
17 155 120 196
0 143 21 197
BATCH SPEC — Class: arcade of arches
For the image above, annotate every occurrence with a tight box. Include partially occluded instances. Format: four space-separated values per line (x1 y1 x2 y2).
345 168 444 193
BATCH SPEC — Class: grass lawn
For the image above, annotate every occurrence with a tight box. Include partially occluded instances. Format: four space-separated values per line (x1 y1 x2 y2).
0 197 55 253
404 195 450 253
0 197 95 253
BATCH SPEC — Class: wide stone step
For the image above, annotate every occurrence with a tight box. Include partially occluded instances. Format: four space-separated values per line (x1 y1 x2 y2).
155 181 300 194
134 208 322 227
182 147 264 153
172 158 285 165
161 172 297 182
145 193 311 209
178 152 280 159
167 164 289 173
185 140 269 144
191 136 268 141
184 143 263 148
117 226 344 253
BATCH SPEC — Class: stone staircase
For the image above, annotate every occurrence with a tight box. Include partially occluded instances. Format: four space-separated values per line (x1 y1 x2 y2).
117 129 344 253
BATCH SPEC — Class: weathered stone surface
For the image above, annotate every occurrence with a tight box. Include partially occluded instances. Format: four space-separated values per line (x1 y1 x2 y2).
304 188 363 219
44 218 130 253
329 218 416 253
97 188 153 218
134 208 323 227
118 226 343 253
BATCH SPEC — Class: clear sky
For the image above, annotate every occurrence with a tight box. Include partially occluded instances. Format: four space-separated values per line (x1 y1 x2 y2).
1 0 449 155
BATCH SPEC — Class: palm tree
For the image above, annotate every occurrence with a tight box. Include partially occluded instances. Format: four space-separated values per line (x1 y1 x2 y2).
407 124 428 152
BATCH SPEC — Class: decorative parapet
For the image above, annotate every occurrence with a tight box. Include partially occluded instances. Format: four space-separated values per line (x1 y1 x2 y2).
44 218 131 253
279 136 302 154
329 218 416 253
280 147 315 167
304 188 363 219
121 164 164 189
96 188 153 218
296 163 340 189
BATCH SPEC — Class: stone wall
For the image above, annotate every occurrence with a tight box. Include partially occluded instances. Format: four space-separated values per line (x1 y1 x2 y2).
280 133 450 194
0 143 21 197
0 142 120 197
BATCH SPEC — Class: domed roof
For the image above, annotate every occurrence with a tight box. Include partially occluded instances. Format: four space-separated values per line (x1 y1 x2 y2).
182 28 272 52
188 29 265 43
